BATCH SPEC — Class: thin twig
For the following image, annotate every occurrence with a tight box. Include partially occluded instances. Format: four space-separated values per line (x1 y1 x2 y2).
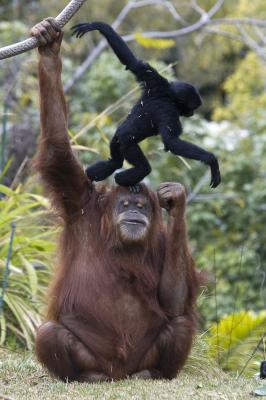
225 246 244 369
186 170 210 203
202 27 243 41
10 157 29 189
236 23 266 60
213 248 220 366
210 17 266 28
0 103 8 174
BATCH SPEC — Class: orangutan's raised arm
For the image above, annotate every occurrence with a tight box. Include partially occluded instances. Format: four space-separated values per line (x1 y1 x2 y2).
32 19 90 219
157 183 199 318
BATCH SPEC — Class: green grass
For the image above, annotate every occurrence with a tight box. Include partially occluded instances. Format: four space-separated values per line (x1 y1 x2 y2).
0 350 259 400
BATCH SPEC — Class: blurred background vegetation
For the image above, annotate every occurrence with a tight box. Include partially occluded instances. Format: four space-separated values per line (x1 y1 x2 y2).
0 0 266 377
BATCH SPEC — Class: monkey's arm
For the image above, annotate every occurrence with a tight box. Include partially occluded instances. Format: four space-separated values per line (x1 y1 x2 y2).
33 22 90 219
72 22 138 70
159 122 221 188
72 22 168 86
157 183 199 318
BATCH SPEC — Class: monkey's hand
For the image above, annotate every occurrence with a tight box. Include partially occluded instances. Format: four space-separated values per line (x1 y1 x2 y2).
157 182 186 217
210 160 221 188
30 18 63 58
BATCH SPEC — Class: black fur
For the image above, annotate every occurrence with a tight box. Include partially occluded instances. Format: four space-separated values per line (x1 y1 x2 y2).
72 22 221 188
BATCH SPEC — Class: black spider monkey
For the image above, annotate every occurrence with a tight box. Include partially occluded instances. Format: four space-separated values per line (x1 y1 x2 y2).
72 22 221 188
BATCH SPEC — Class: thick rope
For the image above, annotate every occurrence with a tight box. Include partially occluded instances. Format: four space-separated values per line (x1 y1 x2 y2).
0 0 87 60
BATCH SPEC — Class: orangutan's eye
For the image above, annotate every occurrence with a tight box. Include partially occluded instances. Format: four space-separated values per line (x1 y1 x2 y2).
137 202 143 209
124 200 129 207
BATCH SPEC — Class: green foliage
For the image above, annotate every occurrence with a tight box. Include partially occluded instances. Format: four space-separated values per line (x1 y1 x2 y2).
70 52 135 116
208 311 266 377
231 0 266 19
0 183 56 349
214 52 266 130
0 21 27 45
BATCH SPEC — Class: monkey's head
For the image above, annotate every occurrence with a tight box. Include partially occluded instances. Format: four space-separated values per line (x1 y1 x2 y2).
170 81 202 117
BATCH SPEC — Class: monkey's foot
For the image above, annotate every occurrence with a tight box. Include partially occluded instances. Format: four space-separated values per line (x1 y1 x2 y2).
86 160 119 182
129 185 141 194
71 23 96 39
115 166 151 186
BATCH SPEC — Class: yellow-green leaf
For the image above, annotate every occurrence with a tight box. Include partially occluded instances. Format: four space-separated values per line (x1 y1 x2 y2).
134 33 175 49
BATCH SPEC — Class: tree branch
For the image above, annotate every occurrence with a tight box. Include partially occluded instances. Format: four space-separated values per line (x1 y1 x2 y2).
65 0 187 92
236 23 266 60
65 0 266 92
202 27 243 41
209 17 266 28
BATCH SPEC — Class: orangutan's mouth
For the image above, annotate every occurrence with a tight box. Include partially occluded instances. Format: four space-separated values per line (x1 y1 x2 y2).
123 219 146 226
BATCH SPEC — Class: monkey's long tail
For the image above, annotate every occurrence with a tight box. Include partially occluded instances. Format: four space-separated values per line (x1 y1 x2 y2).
71 22 139 71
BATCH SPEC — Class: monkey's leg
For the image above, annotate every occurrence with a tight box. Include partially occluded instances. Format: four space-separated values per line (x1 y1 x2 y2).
86 135 124 181
163 136 221 188
36 321 109 382
115 143 151 186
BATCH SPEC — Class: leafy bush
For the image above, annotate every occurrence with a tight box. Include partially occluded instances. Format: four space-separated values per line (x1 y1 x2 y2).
0 183 56 349
208 310 266 377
